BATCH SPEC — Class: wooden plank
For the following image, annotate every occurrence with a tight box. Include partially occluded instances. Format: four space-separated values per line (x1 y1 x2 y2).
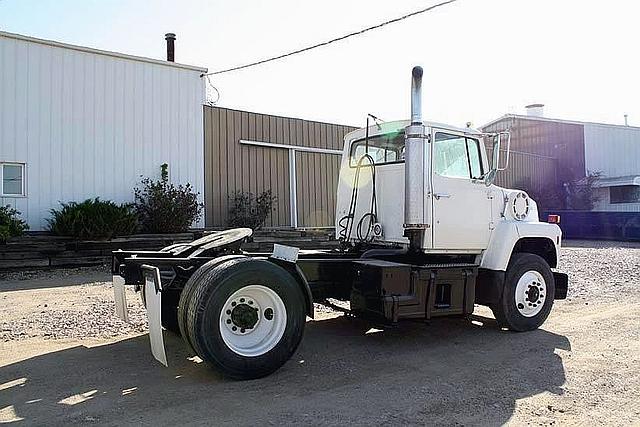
0 258 50 269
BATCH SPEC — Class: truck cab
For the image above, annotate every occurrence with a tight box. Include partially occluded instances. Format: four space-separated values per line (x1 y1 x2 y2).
335 117 562 275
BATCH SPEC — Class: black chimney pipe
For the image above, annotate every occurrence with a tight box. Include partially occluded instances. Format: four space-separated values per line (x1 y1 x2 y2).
165 33 176 62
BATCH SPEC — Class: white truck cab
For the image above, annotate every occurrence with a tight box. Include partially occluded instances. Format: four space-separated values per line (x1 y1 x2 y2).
335 119 562 272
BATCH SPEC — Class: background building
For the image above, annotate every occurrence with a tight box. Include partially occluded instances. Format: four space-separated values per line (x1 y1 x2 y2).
0 31 207 230
203 106 355 229
483 105 640 212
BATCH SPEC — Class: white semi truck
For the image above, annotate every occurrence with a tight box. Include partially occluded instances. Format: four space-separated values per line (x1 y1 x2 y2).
112 66 568 379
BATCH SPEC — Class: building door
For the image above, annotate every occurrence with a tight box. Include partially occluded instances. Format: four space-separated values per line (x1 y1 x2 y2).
430 130 492 250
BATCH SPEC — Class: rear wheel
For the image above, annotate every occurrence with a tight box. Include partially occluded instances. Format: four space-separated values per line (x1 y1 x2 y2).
492 253 555 331
185 258 306 379
177 255 246 353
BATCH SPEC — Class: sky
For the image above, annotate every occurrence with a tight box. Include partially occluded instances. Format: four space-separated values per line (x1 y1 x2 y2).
1 0 639 129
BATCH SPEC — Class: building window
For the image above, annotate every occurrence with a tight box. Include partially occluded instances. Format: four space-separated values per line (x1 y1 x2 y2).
1 163 26 196
609 185 640 204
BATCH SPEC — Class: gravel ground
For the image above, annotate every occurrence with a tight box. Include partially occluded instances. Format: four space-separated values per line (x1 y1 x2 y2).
0 240 639 426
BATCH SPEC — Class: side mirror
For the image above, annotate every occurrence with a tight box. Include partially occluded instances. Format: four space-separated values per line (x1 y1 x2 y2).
484 168 497 186
495 132 511 171
484 131 511 186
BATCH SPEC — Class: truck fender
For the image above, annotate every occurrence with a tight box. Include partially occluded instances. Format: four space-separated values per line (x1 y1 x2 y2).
480 221 561 271
268 259 315 319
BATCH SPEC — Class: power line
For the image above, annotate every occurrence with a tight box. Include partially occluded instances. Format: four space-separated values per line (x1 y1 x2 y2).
201 0 458 77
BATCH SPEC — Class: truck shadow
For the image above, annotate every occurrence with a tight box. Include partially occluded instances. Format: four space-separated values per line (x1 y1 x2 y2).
1 314 570 425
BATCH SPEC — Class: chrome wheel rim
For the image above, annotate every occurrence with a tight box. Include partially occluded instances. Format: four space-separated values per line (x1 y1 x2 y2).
219 285 287 357
515 270 546 317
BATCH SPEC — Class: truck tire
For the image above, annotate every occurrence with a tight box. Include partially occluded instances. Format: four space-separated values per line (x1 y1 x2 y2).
140 285 181 335
177 255 246 353
185 258 306 379
492 253 556 332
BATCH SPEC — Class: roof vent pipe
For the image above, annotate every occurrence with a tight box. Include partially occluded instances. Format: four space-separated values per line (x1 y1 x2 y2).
525 103 544 117
404 66 428 251
165 33 176 62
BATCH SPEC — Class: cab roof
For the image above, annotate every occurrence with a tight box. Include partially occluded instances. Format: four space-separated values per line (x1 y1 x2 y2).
343 120 483 142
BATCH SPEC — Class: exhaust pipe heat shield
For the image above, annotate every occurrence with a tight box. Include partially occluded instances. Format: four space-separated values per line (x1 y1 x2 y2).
404 66 429 237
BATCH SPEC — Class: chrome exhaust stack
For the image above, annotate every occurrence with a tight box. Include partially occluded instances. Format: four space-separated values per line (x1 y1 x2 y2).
403 66 428 250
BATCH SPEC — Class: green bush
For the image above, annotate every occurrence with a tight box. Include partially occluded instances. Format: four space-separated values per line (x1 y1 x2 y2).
0 205 29 244
228 190 276 230
134 164 203 233
48 198 138 240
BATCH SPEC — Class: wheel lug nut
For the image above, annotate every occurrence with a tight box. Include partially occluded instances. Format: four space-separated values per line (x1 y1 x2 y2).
240 298 245 303
232 326 237 331
231 302 236 307
240 328 245 333
226 310 231 315
248 300 253 305
226 319 231 324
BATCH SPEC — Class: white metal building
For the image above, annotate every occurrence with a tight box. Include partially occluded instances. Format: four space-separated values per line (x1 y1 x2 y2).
0 31 207 230
483 106 640 212
584 123 640 212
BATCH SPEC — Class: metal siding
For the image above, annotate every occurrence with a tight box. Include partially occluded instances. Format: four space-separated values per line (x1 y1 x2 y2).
485 145 558 193
0 34 205 230
204 106 354 228
483 116 584 183
584 123 640 178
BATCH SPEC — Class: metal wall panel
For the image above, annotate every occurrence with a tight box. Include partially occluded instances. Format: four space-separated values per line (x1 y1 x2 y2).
584 123 640 178
204 106 354 228
485 146 558 192
0 32 206 230
483 116 584 182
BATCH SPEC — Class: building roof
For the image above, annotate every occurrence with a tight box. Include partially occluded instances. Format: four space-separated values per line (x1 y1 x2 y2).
0 30 208 73
593 175 640 188
482 114 640 132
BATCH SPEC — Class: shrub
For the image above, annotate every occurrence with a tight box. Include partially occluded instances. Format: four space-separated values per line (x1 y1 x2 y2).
564 171 602 210
228 190 277 230
134 163 203 233
0 205 29 244
48 198 138 240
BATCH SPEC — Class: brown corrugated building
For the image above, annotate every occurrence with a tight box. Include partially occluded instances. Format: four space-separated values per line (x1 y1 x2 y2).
204 106 356 229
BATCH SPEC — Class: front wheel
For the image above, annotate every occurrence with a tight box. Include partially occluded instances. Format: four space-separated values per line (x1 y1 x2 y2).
492 253 556 331
185 258 306 379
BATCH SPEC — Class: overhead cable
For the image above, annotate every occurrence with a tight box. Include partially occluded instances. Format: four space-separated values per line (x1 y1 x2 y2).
201 0 458 77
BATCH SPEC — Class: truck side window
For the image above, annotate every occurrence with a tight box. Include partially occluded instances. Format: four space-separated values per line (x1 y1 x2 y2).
434 133 469 178
466 138 483 179
434 133 484 179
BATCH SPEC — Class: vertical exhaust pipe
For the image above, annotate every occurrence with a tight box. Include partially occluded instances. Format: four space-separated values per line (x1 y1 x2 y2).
165 33 176 62
410 66 423 124
404 66 428 250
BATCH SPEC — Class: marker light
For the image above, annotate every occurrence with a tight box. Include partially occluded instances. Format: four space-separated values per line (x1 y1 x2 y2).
547 214 561 224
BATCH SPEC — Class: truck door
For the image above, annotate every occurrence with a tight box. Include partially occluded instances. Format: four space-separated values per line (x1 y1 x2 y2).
430 130 492 250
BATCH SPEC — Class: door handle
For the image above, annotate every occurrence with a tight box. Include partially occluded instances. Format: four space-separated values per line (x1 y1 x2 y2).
433 193 451 200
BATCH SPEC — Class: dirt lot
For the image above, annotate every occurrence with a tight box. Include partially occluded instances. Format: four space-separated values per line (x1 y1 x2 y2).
1 241 639 426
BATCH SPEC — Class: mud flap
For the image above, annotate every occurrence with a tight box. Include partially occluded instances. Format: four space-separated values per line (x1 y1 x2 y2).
113 275 129 323
553 272 569 300
141 265 168 367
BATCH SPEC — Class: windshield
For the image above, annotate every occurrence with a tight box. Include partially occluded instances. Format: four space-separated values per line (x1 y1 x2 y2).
349 131 405 167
